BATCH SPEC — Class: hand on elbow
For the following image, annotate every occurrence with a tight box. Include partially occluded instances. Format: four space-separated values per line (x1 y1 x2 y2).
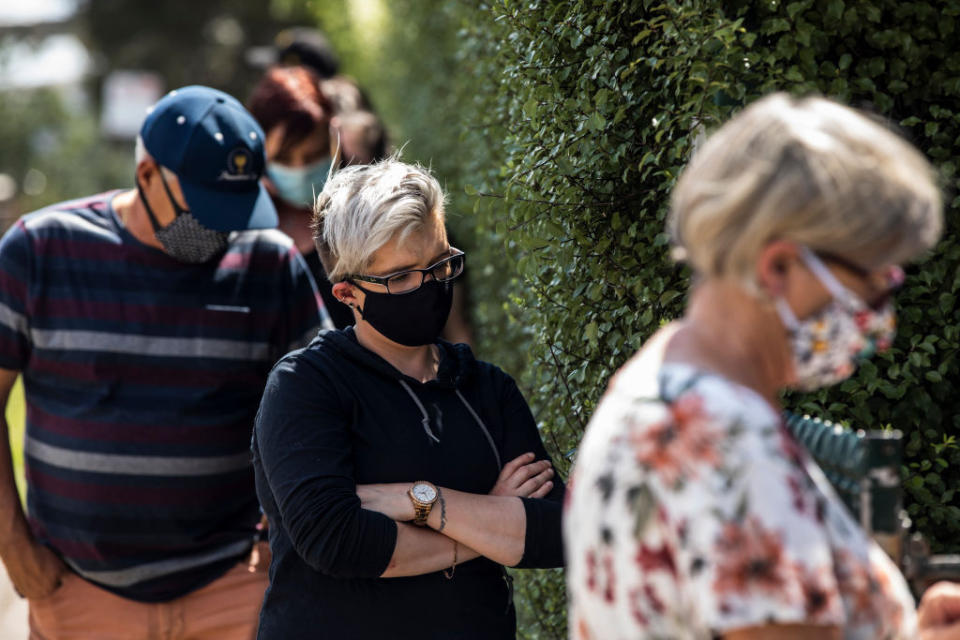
490 453 554 498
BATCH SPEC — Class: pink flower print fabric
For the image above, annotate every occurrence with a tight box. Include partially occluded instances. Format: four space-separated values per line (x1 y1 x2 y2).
564 359 916 640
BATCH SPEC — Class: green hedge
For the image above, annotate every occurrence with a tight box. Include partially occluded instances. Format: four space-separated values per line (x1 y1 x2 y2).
303 1 959 637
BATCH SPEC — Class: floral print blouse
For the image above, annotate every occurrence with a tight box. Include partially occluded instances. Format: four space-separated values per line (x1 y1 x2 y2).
564 355 916 640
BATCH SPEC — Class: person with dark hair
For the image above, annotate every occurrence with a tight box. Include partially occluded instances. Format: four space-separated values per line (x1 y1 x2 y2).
247 66 353 329
0 86 329 639
275 27 340 79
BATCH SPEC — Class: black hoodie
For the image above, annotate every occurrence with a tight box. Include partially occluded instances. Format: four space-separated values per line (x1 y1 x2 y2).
252 328 565 639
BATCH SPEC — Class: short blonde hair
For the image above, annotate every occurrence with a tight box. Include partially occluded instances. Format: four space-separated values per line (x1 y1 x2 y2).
668 93 943 287
312 159 447 282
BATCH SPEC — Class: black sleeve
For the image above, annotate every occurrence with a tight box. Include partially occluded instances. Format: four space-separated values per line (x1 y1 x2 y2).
255 355 398 578
496 373 566 569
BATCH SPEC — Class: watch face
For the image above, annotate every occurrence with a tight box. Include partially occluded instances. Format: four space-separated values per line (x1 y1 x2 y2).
413 483 437 503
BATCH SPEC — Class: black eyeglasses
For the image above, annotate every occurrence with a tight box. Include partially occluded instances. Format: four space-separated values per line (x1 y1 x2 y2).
349 249 465 294
816 252 872 278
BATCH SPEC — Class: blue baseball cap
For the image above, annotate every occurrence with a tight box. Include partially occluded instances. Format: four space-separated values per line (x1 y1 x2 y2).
140 85 277 232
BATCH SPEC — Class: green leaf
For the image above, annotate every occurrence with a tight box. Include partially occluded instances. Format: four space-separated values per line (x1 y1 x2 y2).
594 88 611 108
786 2 809 20
522 97 539 119
584 321 598 344
785 66 804 82
826 0 845 22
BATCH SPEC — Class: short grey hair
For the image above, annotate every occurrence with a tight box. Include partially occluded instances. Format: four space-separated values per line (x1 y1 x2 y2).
312 159 447 282
135 135 149 166
669 93 943 289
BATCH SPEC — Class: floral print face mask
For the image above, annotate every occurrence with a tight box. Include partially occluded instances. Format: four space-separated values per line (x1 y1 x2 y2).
775 247 902 392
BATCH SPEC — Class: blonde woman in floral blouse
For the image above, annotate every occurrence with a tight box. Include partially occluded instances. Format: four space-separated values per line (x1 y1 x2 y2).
564 93 960 640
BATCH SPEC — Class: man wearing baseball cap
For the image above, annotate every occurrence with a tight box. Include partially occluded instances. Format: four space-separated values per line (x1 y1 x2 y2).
0 86 331 638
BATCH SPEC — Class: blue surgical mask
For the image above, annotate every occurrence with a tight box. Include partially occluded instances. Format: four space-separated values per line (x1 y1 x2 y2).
266 157 333 208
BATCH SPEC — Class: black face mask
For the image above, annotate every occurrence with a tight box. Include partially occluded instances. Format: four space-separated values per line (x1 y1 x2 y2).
356 279 454 346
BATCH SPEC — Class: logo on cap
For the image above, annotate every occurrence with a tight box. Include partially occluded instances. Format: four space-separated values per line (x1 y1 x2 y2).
220 147 256 182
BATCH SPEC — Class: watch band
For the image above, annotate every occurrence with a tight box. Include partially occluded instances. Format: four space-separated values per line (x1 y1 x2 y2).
412 502 432 526
408 481 438 526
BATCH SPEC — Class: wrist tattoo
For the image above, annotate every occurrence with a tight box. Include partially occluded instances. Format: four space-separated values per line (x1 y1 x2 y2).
437 488 447 533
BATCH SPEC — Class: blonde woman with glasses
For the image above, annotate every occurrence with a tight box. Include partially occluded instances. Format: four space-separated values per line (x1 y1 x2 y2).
565 93 960 640
251 159 565 639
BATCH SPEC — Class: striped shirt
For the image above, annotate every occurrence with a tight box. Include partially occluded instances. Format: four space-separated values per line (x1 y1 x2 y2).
0 191 330 601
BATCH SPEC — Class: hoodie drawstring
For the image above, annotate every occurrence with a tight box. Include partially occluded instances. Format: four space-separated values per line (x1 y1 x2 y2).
455 389 502 471
398 379 440 444
397 381 503 473
401 382 511 611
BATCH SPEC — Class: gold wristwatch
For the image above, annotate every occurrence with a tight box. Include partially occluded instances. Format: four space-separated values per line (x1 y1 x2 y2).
408 481 439 526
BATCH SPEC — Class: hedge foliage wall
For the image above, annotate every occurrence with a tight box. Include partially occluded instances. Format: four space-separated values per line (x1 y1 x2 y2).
309 1 959 637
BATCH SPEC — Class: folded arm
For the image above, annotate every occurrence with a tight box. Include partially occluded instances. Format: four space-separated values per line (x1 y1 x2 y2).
359 451 560 572
380 524 479 578
255 360 398 579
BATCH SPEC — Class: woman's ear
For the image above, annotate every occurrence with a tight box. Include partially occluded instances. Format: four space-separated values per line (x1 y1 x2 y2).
755 240 800 298
332 281 361 309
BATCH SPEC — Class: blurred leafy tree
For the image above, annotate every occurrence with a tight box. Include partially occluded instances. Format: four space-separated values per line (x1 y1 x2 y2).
83 0 315 101
0 0 318 220
0 87 129 219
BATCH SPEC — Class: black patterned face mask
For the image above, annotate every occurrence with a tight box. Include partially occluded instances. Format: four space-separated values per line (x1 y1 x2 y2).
136 170 229 264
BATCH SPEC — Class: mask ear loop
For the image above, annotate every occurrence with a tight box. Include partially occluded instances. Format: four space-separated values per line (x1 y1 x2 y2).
800 247 865 308
775 297 801 332
135 177 165 234
776 247 856 331
157 166 190 217
775 246 841 332
342 279 365 318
